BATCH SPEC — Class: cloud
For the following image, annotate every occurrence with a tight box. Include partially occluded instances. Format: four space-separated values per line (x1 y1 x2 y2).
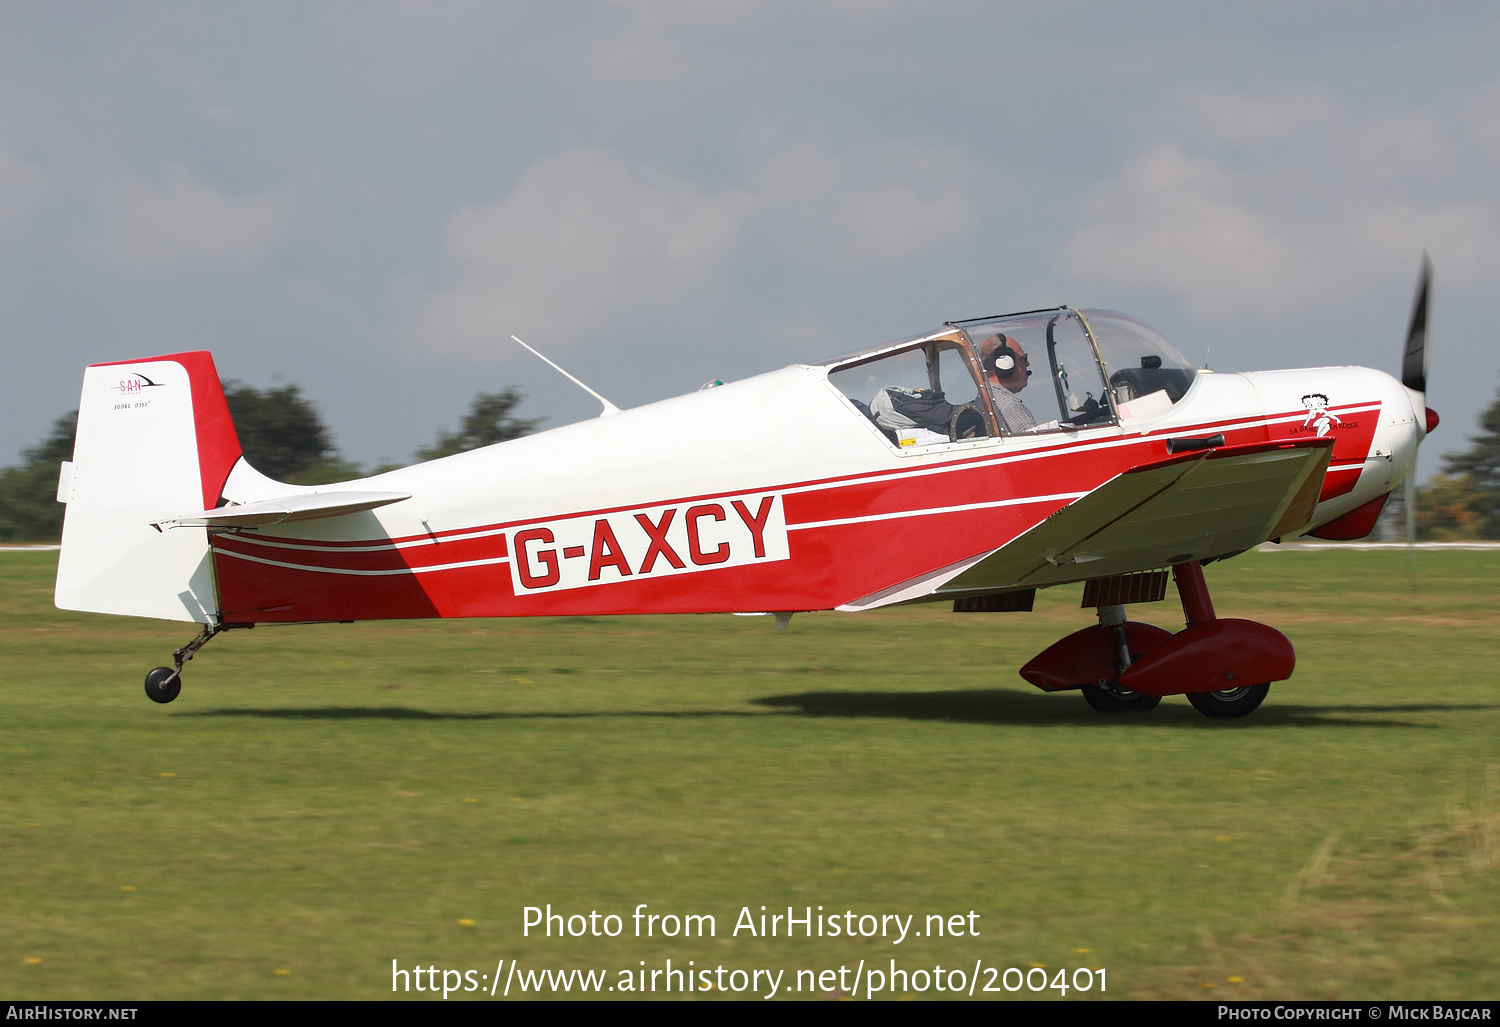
1060 86 1500 320
82 170 298 278
319 1 915 98
742 132 977 273
0 144 45 239
321 0 519 97
400 146 753 354
400 133 981 357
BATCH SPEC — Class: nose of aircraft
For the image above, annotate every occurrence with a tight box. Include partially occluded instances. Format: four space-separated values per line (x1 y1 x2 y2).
1383 377 1424 489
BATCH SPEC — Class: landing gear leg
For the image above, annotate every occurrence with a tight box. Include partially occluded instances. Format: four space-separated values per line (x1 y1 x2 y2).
1079 604 1161 713
143 622 249 704
1172 560 1274 719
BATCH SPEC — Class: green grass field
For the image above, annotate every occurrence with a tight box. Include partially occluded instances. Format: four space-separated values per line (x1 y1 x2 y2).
1 548 1497 1001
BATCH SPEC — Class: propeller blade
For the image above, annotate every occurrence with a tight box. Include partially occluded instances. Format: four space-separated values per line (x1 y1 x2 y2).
1401 253 1432 394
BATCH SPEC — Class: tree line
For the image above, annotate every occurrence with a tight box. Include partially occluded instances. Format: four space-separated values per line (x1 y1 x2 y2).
0 383 542 542
1381 385 1500 540
5 378 1500 544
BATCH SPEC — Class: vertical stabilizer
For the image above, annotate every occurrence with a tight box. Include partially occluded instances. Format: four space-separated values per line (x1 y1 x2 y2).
55 352 241 623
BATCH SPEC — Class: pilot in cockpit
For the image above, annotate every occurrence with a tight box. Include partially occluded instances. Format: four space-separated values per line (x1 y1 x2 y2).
979 334 1038 433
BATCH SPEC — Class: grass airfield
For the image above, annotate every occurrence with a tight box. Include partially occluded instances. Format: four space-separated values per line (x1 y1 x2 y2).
1 548 1497 1001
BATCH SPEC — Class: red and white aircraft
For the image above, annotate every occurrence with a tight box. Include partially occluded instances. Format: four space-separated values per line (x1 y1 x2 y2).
54 263 1437 718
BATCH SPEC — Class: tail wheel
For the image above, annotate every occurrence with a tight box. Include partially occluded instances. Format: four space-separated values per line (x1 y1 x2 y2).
144 667 181 704
1186 683 1269 720
1081 683 1161 713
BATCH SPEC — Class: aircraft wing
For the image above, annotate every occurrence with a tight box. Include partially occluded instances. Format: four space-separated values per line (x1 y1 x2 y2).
154 491 411 530
841 438 1333 610
943 438 1333 594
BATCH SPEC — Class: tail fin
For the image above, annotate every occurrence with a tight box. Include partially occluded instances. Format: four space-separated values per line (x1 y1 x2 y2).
55 352 241 623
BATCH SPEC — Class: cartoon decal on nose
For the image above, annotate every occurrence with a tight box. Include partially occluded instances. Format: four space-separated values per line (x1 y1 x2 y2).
1300 393 1343 438
508 493 789 595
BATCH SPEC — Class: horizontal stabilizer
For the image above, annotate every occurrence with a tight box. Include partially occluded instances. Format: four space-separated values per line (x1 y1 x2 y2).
156 491 411 530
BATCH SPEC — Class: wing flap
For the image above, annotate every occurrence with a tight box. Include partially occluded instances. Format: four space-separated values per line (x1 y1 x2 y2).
155 490 411 530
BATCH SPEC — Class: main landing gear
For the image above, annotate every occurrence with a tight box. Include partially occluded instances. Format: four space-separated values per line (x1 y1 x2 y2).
143 622 250 704
1078 604 1161 713
1019 561 1294 720
1080 682 1160 714
1186 684 1270 720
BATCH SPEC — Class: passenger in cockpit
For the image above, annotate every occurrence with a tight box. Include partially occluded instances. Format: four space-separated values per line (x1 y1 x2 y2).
980 334 1037 433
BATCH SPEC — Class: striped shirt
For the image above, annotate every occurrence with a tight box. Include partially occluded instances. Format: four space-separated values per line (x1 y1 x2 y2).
988 384 1038 433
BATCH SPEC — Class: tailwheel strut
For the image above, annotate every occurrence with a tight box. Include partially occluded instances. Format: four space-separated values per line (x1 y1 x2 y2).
143 622 252 704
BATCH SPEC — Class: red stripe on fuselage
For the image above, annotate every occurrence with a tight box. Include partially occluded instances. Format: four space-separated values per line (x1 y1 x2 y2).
211 407 1348 623
214 529 508 573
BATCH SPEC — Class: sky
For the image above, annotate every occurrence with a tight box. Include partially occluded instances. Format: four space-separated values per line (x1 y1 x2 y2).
1 1 1496 481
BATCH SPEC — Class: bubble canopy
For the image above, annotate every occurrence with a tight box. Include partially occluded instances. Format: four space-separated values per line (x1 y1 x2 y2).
949 307 1197 409
813 307 1197 441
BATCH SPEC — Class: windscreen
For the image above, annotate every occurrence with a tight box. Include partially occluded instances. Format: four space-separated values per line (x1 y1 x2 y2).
1083 310 1197 422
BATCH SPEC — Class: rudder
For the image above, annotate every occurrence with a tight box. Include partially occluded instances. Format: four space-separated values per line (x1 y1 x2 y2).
55 352 242 623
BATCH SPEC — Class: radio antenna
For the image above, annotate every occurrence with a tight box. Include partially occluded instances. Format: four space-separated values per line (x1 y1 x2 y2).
510 335 621 417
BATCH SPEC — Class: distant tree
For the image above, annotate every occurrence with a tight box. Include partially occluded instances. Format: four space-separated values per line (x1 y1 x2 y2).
224 382 334 480
0 411 77 542
1415 473 1487 540
21 413 76 466
415 388 544 461
1431 380 1500 538
0 378 407 542
1378 378 1500 541
223 382 364 484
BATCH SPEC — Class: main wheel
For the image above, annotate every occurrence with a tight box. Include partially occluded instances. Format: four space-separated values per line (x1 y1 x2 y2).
1080 683 1161 713
1186 684 1269 720
144 667 181 704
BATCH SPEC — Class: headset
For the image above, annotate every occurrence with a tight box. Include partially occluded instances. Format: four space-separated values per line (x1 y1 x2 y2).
987 339 1022 379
